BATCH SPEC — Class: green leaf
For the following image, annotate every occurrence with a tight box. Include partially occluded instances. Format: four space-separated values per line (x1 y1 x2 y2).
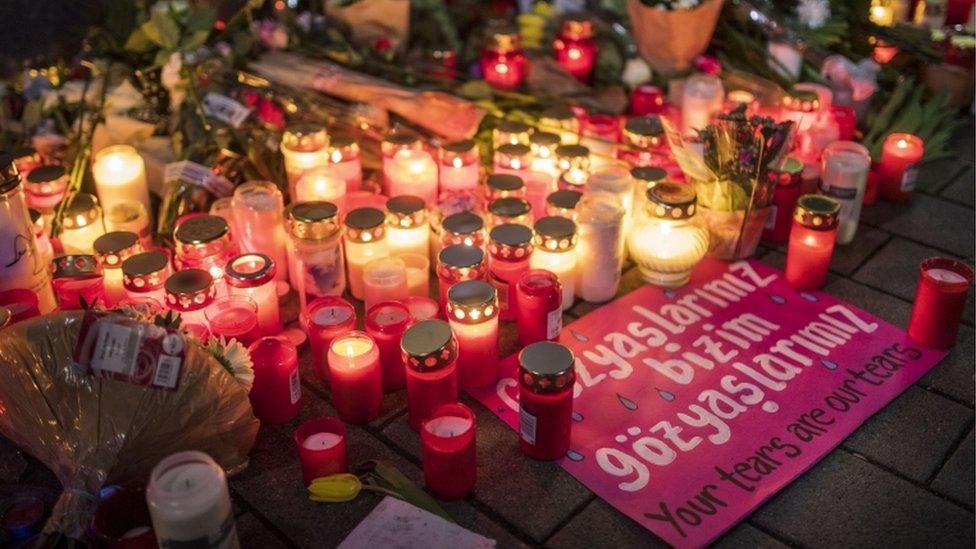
185 7 218 33
183 30 211 52
149 10 180 49
124 29 154 53
366 461 454 523
152 49 173 70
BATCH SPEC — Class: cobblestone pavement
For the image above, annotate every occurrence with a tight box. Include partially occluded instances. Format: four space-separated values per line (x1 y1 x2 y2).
2 122 973 548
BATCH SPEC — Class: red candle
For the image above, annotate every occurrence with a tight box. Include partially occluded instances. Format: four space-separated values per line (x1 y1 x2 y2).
488 223 533 321
908 258 974 349
553 19 597 82
946 0 975 24
205 296 260 347
294 417 348 485
480 32 527 90
365 301 412 392
51 255 106 310
830 105 857 141
440 211 486 248
864 163 881 205
401 319 459 430
447 280 500 389
785 195 841 290
405 295 439 322
327 331 383 424
630 84 666 116
515 269 563 347
305 296 356 386
762 158 804 243
519 342 575 461
248 337 302 424
879 133 924 202
436 244 488 312
90 487 155 549
0 289 40 324
421 403 476 501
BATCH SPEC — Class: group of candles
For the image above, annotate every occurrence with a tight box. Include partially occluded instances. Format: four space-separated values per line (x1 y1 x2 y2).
481 18 598 90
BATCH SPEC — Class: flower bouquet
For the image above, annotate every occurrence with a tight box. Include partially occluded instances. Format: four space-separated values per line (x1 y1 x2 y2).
626 0 726 75
663 108 795 260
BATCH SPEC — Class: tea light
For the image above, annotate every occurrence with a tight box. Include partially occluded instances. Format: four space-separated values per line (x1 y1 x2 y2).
365 300 412 392
785 195 840 290
493 120 532 148
546 189 583 220
93 231 142 306
294 418 348 485
519 342 576 460
539 104 580 145
437 244 488 311
247 336 301 423
619 116 665 167
58 192 105 254
553 18 597 82
421 403 476 500
281 124 330 200
682 74 724 137
287 201 346 312
524 171 557 218
447 280 500 389
385 195 430 260
401 319 459 430
580 114 621 162
487 197 533 228
104 199 152 249
386 149 438 204
628 184 708 288
396 252 430 296
24 165 68 212
480 32 527 90
820 141 871 244
494 143 532 178
327 331 383 424
173 215 238 284
530 216 578 310
440 211 486 248
232 181 288 283
762 157 804 243
225 253 282 338
363 256 409 313
327 135 362 192
92 144 150 213
163 269 216 328
51 254 105 310
488 223 533 321
879 133 924 202
439 139 480 196
555 144 590 190
529 132 561 178
122 250 171 306
146 451 237 549
405 295 439 322
295 166 346 207
305 296 356 386
343 207 389 301
908 258 974 348
0 288 40 324
487 174 525 201
630 84 666 116
576 195 625 303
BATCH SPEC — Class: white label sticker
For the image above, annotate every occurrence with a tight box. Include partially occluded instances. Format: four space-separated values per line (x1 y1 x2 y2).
901 164 918 192
519 406 537 445
547 308 562 340
202 92 252 128
289 368 302 405
764 204 777 230
90 322 142 376
153 355 181 389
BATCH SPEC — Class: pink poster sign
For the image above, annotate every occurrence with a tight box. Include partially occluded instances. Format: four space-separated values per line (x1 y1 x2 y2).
468 259 947 547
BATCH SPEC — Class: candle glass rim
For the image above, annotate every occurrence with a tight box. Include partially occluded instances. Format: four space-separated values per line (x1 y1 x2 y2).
205 294 258 324
294 417 347 448
147 450 225 509
365 301 412 333
303 296 356 330
919 257 974 287
329 330 377 358
421 402 476 437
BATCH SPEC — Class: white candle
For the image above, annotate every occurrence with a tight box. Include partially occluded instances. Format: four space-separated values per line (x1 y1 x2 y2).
281 124 330 201
344 208 390 301
295 167 346 208
424 415 474 437
927 268 969 284
58 192 105 254
439 140 480 195
104 199 152 250
385 150 438 204
385 195 430 260
232 182 289 283
530 216 578 310
681 74 724 137
301 432 343 450
576 195 624 303
328 135 363 192
92 145 150 214
396 252 430 296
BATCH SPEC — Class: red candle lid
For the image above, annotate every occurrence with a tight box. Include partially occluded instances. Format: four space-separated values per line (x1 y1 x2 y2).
401 319 458 372
226 253 277 288
366 301 411 334
307 296 356 328
518 341 575 393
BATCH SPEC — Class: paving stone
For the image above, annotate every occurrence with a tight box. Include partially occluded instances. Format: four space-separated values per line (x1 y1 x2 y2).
822 278 912 327
914 158 969 195
940 166 975 207
830 226 891 275
930 429 975 508
713 522 791 549
842 386 974 482
235 513 291 548
860 194 974 257
751 450 975 547
950 120 975 164
919 329 976 406
545 498 665 549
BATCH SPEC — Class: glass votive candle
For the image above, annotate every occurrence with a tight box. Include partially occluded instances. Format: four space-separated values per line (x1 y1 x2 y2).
430 195 483 261
405 295 440 322
305 296 356 386
327 331 383 424
631 166 668 222
576 195 625 303
587 165 635 233
437 244 488 311
762 157 805 243
225 253 282 339
295 166 346 207
104 199 152 250
619 116 666 167
58 192 105 254
382 132 422 190
487 174 525 201
630 83 666 116
627 184 708 288
494 143 532 178
438 139 480 196
386 149 438 204
396 252 430 296
231 181 288 284
122 250 171 306
287 201 346 312
163 268 216 329
682 73 724 137
440 211 486 248
344 207 389 301
493 119 532 148
580 114 621 161
209 196 234 229
421 403 476 501
281 123 330 200
385 195 430 260
555 144 590 190
529 131 562 178
402 319 459 430
908 258 974 348
488 223 534 321
24 165 68 213
447 280 500 389
327 134 362 192
92 144 150 214
29 208 54 268
524 171 557 219
480 31 527 91
539 104 580 145
173 214 238 284
545 189 583 220
248 336 301 423
0 288 40 324
365 300 412 392
530 216 578 310
518 342 576 461
93 231 142 307
51 254 104 310
879 133 924 202
363 256 409 313
487 197 533 228
294 418 348 486
553 18 597 82
820 141 871 245
206 295 260 346
785 195 841 290
781 88 821 133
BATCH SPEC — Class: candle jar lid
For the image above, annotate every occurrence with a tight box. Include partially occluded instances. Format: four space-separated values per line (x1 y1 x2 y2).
546 189 582 214
495 120 531 139
386 195 428 228
488 31 522 52
0 152 20 196
555 144 589 161
438 244 486 272
288 201 341 240
226 253 277 288
25 165 68 196
51 254 101 279
794 194 840 230
439 139 478 166
518 341 576 393
164 269 216 311
489 223 533 260
541 104 576 123
328 134 360 161
495 144 531 168
447 279 498 324
365 301 412 334
442 211 484 238
123 251 170 292
344 207 387 242
647 183 697 220
783 89 820 112
488 197 532 223
529 131 561 157
631 166 667 187
282 123 328 152
533 216 578 251
381 132 421 156
174 215 231 258
401 319 458 372
624 116 664 148
93 231 141 268
61 193 101 229
487 174 524 196
559 18 594 40
768 157 804 186
442 138 476 154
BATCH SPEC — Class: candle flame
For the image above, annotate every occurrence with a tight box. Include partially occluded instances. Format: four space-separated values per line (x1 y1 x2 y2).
495 63 509 75
896 139 908 149
331 150 343 163
452 157 463 168
568 47 582 60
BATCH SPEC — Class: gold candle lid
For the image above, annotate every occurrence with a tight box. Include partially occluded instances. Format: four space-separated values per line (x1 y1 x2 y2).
288 201 341 240
546 189 582 214
174 215 231 256
438 244 486 270
447 279 498 324
489 31 522 53
164 268 216 311
440 139 478 166
519 342 576 393
401 319 458 372
442 211 484 238
631 166 668 187
344 207 386 243
282 123 328 152
385 195 428 229
783 89 820 112
93 231 141 268
560 18 594 40
122 251 170 292
496 119 531 137
556 144 589 160
488 223 533 260
25 165 68 195
51 254 100 279
541 104 576 123
495 144 531 169
488 197 532 222
381 132 421 155
647 183 697 220
442 138 476 154
328 134 360 161
60 193 101 229
794 194 840 230
533 216 577 251
487 174 524 197
624 116 665 148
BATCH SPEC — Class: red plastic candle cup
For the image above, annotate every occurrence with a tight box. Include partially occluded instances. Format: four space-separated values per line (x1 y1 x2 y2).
0 289 40 324
327 331 383 424
447 280 500 389
553 19 597 82
437 244 488 313
248 337 302 424
294 417 349 486
163 269 216 328
878 133 924 202
365 301 412 392
402 319 459 430
480 32 527 90
90 487 156 549
762 158 804 243
630 84 666 116
518 342 576 461
305 296 356 386
421 403 476 500
206 295 259 347
785 195 841 290
51 254 106 310
515 270 563 348
488 224 534 321
864 164 881 205
830 105 857 141
908 258 974 349
405 296 439 322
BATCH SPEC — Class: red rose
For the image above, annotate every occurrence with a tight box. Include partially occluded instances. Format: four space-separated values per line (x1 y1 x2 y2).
374 36 393 53
258 98 285 131
694 55 722 75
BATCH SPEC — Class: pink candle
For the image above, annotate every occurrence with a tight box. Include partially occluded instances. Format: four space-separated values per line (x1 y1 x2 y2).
362 256 408 313
305 296 357 386
294 418 348 486
879 133 924 202
123 251 171 306
328 331 383 424
328 135 362 193
447 280 500 389
402 320 459 430
524 171 557 219
51 255 105 310
294 167 346 207
24 165 68 213
405 295 439 322
248 337 301 424
386 149 438 204
365 301 412 392
163 269 216 328
421 403 476 500
206 296 260 346
439 139 480 196
225 253 281 338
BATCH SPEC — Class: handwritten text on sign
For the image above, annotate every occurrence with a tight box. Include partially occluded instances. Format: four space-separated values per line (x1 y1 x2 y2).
468 259 946 547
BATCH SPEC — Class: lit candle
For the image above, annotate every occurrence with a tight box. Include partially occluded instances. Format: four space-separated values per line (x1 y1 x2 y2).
785 195 841 290
493 120 532 148
173 215 238 285
163 269 216 329
58 193 105 254
92 145 150 214
396 252 430 297
208 197 234 232
365 300 412 392
553 18 597 82
493 144 532 179
343 207 389 301
295 166 346 207
629 84 666 116
518 342 576 461
555 145 590 190
869 0 895 25
438 139 480 196
382 132 422 192
281 124 330 201
363 256 408 313
429 195 483 261
405 295 440 322
93 231 142 307
488 223 533 321
0 157 56 313
681 74 724 137
437 244 488 312
207 295 260 346
480 32 527 90
231 181 288 283
386 149 438 204
327 135 362 193
327 331 383 424
401 319 459 430
487 174 526 201
294 418 348 486
24 165 68 213
762 157 805 243
146 451 237 549
287 201 346 312
529 132 561 178
421 403 476 500
225 253 282 339
820 141 871 244
726 89 756 107
545 189 583 220
908 258 974 348
630 166 668 223
122 250 171 307
305 296 356 386
619 116 666 167
51 255 105 310
879 133 924 202
530 216 578 310
539 104 580 145
575 195 625 303
440 211 486 249
247 336 301 423
781 88 821 133
627 184 708 288
580 114 620 163
104 199 152 250
385 195 430 260
447 280 500 389
524 171 556 219
487 197 533 228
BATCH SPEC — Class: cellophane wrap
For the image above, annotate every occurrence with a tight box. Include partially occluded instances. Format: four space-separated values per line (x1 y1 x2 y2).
0 311 259 539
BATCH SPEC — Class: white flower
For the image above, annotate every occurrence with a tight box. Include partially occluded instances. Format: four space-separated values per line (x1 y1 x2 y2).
622 57 653 89
160 52 186 110
797 0 831 29
206 336 255 392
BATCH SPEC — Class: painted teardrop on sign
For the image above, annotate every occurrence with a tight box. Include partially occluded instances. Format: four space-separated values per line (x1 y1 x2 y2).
800 292 819 302
497 406 508 413
570 329 589 342
821 358 839 370
565 449 584 462
617 393 638 411
767 292 787 304
656 388 676 402
572 411 584 422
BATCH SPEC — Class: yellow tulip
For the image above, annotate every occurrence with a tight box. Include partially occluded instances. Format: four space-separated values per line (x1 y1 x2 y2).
308 474 362 503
